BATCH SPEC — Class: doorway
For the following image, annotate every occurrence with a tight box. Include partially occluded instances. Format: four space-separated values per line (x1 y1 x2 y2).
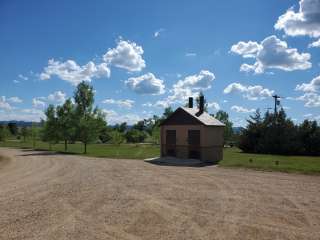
166 130 176 157
188 130 200 159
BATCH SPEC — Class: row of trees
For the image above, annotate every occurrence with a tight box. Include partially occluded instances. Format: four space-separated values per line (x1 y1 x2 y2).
1 84 235 153
239 109 320 156
40 82 177 153
42 82 106 153
0 124 31 142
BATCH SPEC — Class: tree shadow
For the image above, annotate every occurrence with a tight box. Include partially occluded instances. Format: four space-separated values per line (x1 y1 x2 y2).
18 149 78 157
145 157 217 168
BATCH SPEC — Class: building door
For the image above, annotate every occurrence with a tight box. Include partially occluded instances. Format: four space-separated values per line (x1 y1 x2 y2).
188 130 201 159
166 130 176 157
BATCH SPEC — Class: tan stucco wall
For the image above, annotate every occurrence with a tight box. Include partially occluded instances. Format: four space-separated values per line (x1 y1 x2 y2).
160 125 224 162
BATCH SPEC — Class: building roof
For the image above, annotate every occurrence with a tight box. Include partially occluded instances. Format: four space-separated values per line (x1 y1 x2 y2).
161 107 225 127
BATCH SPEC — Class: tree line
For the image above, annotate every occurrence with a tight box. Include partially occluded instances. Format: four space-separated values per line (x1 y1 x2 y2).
0 83 235 153
38 82 181 153
239 109 320 156
0 123 31 142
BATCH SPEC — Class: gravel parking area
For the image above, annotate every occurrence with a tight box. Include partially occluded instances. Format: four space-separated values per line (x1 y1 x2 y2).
0 148 320 240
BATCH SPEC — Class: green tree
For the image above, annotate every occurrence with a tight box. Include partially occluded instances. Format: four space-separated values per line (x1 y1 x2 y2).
7 122 18 136
21 126 30 142
74 82 94 116
297 120 320 155
133 120 146 131
151 126 160 144
99 126 113 143
42 105 60 149
114 122 127 133
163 107 173 119
77 110 105 153
125 129 147 143
74 82 106 153
56 98 76 152
213 110 234 143
0 125 9 142
237 108 320 155
110 130 125 145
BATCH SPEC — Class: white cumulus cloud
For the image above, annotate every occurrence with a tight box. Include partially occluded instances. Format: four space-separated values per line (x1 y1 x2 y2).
153 70 216 108
40 59 110 85
102 109 142 125
32 98 46 108
103 39 146 72
0 96 13 110
125 73 165 95
0 108 45 122
308 38 320 48
275 0 320 38
102 99 135 108
8 97 23 103
296 75 320 92
47 91 66 104
230 41 261 58
170 70 215 101
231 105 256 113
207 102 220 111
296 93 320 107
231 35 311 74
223 82 274 100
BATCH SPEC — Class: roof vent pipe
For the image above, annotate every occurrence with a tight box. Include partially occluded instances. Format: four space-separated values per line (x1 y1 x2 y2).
188 97 193 108
199 95 204 114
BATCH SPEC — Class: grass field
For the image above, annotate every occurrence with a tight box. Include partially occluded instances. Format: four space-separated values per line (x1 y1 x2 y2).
221 147 320 174
1 140 320 174
0 140 159 159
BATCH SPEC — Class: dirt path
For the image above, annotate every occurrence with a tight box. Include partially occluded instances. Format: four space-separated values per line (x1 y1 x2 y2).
0 148 320 240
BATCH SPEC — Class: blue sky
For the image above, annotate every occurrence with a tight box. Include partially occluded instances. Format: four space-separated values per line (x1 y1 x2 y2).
0 0 319 125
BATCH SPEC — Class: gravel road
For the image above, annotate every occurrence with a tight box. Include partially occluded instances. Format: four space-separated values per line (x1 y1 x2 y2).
0 148 320 240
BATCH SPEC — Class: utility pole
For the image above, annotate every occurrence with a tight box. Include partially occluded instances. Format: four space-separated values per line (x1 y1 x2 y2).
272 95 281 115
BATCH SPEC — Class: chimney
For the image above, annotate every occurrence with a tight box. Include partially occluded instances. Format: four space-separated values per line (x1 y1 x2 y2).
199 95 204 114
188 97 193 108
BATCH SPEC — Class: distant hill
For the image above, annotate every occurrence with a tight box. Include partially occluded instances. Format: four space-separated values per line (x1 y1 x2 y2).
0 121 41 127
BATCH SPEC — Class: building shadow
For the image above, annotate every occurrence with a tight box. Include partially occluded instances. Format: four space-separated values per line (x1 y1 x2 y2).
145 157 216 168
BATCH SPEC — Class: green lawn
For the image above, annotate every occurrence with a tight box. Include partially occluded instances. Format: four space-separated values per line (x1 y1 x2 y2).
221 147 320 174
0 140 159 159
1 140 320 174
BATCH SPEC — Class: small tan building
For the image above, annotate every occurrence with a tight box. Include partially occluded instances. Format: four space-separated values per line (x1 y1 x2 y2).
160 97 225 163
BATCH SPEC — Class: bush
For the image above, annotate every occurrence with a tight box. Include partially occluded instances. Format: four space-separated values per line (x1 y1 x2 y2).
99 127 113 143
110 131 125 145
125 129 147 143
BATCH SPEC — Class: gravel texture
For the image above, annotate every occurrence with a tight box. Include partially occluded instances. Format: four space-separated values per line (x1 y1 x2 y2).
0 148 320 240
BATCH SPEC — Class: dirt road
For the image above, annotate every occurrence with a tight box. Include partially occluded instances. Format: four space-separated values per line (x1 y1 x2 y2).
0 148 320 240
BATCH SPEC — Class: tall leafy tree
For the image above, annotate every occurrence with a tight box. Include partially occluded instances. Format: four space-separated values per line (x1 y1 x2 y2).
74 82 106 153
21 126 30 142
162 107 173 120
42 105 60 149
213 110 234 143
56 98 76 151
